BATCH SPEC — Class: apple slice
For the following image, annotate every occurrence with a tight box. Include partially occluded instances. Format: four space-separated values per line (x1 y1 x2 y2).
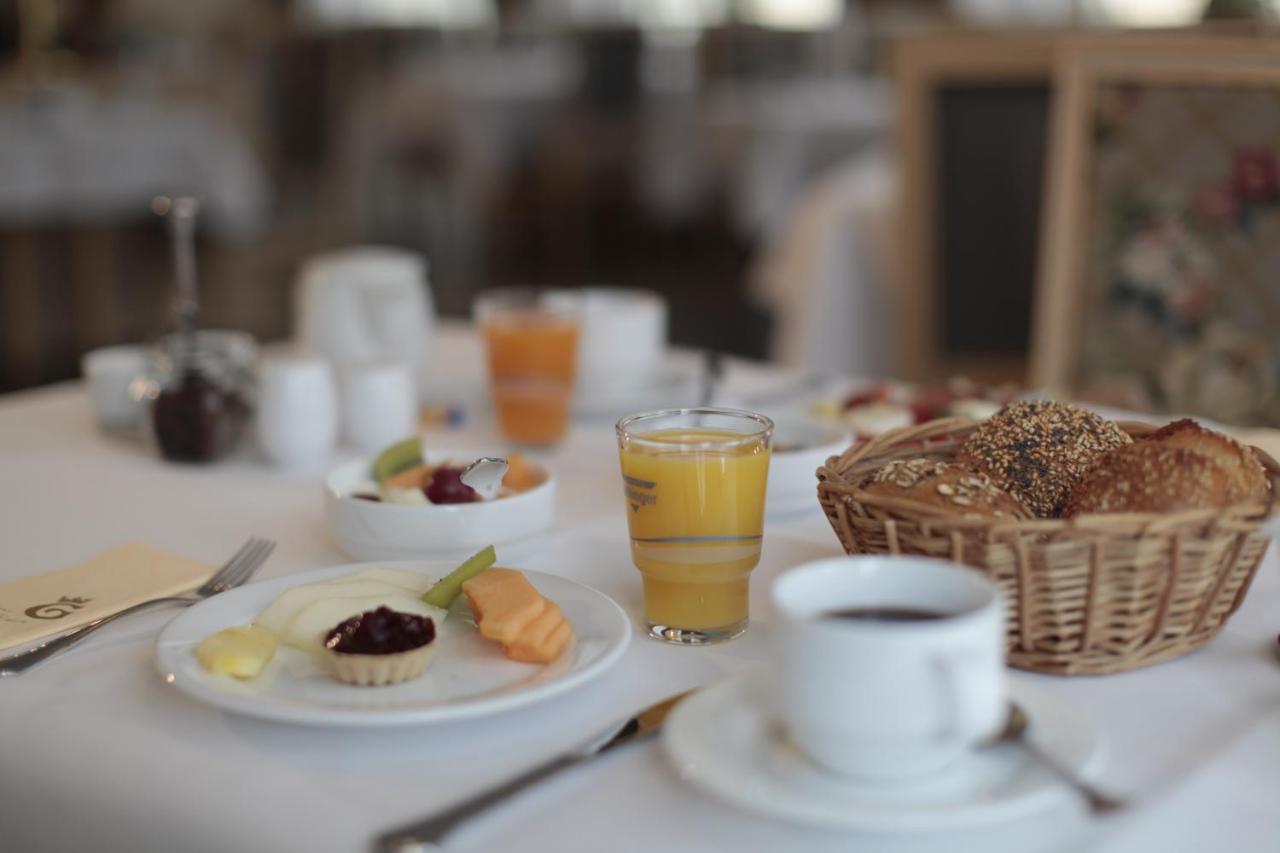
342 567 434 596
255 580 410 636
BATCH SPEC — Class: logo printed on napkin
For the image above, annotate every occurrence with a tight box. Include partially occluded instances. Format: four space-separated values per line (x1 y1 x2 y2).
0 542 213 651
24 596 94 620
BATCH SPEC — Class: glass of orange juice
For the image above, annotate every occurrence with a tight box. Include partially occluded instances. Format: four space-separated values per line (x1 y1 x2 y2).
475 289 580 445
616 408 773 645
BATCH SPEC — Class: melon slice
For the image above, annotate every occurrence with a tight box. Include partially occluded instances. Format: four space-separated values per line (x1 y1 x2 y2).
463 568 573 663
508 620 573 664
515 599 563 648
502 453 543 492
463 569 546 645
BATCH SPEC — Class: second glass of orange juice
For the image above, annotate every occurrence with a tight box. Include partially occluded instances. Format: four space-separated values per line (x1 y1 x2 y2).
475 289 580 445
616 408 773 645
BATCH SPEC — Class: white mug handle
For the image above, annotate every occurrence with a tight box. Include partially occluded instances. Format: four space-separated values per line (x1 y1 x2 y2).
929 651 989 745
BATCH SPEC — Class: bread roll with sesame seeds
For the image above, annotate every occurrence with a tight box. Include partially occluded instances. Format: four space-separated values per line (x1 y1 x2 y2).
956 401 1132 518
1064 443 1234 516
1144 419 1269 504
858 459 1031 519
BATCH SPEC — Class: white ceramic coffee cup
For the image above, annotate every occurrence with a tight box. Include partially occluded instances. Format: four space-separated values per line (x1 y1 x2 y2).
341 361 418 452
257 355 338 469
771 556 1006 781
554 288 667 393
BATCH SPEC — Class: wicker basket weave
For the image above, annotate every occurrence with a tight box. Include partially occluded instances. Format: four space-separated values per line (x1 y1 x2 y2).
816 417 1280 676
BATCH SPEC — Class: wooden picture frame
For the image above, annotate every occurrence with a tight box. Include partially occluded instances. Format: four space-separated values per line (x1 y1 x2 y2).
893 29 1061 384
1031 36 1280 425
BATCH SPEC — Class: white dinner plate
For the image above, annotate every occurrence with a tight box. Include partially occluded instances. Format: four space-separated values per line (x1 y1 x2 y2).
156 562 631 727
664 672 1103 833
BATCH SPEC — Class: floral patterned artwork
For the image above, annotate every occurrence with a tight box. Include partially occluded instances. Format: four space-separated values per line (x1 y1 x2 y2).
1074 80 1280 426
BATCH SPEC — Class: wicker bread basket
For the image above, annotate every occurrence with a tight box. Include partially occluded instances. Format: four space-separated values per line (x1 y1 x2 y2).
816 417 1280 675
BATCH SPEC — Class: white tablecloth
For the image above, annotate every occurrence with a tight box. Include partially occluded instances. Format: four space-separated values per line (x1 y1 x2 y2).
1 347 1278 853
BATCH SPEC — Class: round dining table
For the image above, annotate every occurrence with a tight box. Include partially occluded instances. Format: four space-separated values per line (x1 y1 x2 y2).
0 329 1276 853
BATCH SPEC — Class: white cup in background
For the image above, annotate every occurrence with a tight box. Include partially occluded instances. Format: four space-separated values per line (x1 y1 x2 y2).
341 362 418 452
257 355 338 469
553 288 667 393
82 345 150 431
771 556 1006 781
296 247 435 399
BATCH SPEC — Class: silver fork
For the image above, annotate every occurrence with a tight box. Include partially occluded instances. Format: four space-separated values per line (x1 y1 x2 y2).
0 537 275 677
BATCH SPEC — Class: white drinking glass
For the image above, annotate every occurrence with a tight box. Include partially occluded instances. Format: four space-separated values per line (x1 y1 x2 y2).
257 355 338 469
341 362 418 452
82 345 150 431
771 556 1006 781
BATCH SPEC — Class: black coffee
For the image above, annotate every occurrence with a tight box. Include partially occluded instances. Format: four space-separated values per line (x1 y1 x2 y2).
825 607 949 623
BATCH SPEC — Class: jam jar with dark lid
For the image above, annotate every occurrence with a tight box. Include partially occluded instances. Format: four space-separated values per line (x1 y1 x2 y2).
146 335 252 463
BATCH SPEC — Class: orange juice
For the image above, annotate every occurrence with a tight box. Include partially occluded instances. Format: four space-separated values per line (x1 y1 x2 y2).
618 425 771 642
481 310 579 445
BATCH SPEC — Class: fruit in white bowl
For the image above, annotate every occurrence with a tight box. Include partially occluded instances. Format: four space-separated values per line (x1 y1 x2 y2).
324 452 556 561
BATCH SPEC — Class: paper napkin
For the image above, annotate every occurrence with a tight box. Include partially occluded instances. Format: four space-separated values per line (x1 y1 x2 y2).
0 542 213 651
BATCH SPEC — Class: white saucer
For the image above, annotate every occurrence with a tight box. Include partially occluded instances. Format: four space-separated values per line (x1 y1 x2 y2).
663 672 1103 833
156 562 630 727
573 353 704 420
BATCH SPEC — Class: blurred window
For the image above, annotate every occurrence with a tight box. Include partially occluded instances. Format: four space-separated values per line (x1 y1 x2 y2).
531 0 840 30
736 0 842 30
638 0 729 30
299 0 497 28
1084 0 1209 26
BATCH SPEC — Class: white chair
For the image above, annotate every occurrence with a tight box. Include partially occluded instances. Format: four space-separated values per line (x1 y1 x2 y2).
750 148 896 377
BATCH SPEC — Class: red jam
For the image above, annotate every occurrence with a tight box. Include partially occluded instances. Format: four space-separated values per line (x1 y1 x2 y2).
324 607 436 655
151 369 250 463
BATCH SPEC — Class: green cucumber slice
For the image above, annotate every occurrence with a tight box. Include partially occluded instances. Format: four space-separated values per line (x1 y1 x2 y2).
421 545 497 609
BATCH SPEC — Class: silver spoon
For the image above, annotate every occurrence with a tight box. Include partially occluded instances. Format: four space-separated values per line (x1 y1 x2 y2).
460 457 509 501
991 703 1127 815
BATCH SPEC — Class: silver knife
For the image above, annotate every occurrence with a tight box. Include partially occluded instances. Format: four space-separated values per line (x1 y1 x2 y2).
373 690 692 852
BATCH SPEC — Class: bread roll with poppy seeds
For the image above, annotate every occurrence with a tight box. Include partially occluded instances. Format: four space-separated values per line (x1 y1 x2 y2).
957 401 1132 517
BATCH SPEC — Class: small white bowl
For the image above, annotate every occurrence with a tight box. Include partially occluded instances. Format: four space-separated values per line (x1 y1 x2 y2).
324 451 556 560
768 419 852 518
